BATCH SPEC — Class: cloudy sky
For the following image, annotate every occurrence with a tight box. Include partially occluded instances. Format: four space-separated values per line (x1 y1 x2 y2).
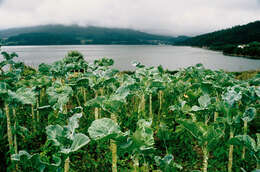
0 0 259 36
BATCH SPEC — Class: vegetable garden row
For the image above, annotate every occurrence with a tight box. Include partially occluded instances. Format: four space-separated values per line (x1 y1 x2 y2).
0 50 259 172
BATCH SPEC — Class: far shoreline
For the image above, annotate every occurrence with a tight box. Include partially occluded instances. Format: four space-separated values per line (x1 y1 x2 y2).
192 46 260 60
2 44 260 61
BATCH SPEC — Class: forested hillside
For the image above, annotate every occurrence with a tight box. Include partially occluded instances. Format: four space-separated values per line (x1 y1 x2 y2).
0 25 185 45
179 21 260 47
178 21 260 59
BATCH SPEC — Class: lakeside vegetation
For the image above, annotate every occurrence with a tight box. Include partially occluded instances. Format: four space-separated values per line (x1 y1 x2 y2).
221 42 260 59
0 50 259 172
178 21 260 59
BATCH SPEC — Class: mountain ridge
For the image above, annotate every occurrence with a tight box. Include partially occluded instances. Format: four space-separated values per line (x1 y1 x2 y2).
177 20 260 59
1 21 259 47
177 20 260 46
0 25 187 45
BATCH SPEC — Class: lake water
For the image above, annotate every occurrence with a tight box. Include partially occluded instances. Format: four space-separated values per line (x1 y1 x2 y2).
1 45 260 71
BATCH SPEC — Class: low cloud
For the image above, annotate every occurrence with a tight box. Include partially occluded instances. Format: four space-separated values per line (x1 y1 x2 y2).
0 0 259 36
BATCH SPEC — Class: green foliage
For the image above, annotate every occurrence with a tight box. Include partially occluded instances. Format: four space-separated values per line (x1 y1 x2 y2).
230 134 260 169
177 119 224 150
46 80 73 112
8 87 37 105
0 50 259 171
222 86 242 106
88 118 122 140
131 119 154 151
154 154 183 172
46 113 90 154
198 94 211 108
242 107 256 122
11 150 61 171
230 135 258 152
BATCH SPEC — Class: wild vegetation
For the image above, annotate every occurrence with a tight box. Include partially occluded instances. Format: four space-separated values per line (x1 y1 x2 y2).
0 50 259 172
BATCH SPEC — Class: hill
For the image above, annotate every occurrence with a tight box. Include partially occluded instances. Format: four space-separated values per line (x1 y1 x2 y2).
177 21 260 59
178 21 260 47
0 25 186 45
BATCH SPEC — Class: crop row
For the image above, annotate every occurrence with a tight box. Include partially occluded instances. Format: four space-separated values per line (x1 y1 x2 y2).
0 50 259 172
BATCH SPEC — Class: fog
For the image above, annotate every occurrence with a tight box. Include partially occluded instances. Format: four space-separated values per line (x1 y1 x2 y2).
0 0 259 36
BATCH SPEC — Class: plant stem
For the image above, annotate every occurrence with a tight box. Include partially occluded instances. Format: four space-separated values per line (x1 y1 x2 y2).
12 108 18 154
149 94 152 119
202 119 208 172
75 93 81 106
9 64 13 72
133 155 139 172
40 88 45 104
242 121 247 160
63 104 68 114
99 88 104 119
5 103 14 154
143 164 149 172
142 159 149 172
13 107 19 171
64 157 70 172
202 143 208 172
138 94 145 118
36 98 40 123
158 90 163 116
94 108 99 120
100 88 104 96
95 92 99 120
110 113 118 172
214 112 218 122
228 127 234 172
214 96 219 122
83 88 87 105
142 94 145 114
134 96 138 114
31 104 36 132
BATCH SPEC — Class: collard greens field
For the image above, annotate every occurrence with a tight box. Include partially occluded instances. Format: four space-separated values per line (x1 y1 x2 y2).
0 50 259 172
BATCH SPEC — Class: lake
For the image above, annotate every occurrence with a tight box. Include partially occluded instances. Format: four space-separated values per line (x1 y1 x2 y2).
1 45 260 71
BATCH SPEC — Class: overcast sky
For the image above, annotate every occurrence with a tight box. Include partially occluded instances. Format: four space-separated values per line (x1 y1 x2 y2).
0 0 259 36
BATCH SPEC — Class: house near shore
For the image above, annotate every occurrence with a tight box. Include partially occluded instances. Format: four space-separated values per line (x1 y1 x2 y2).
237 44 248 49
